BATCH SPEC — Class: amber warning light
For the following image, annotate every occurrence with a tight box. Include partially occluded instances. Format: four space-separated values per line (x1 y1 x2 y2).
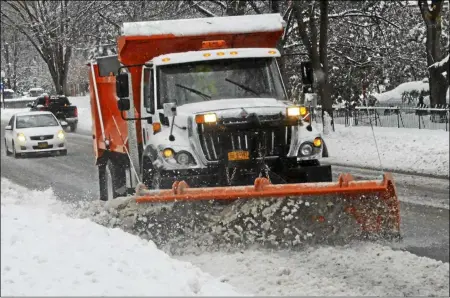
201 40 227 49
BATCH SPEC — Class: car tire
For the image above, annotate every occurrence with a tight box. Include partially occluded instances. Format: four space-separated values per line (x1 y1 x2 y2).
12 141 19 159
59 149 68 156
5 139 11 156
99 159 127 201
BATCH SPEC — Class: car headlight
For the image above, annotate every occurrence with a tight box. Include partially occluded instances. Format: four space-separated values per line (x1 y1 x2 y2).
313 137 322 147
300 143 313 156
57 130 65 140
17 133 26 143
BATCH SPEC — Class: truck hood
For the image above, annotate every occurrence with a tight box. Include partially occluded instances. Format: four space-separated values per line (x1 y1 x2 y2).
175 98 289 118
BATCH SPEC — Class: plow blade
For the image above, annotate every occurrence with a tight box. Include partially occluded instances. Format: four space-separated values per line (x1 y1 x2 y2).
88 173 401 253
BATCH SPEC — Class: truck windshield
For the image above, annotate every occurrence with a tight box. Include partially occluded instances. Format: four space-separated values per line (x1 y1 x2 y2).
157 57 286 107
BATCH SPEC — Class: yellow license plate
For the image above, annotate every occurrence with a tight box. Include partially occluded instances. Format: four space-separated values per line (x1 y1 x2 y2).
228 150 249 161
38 142 48 148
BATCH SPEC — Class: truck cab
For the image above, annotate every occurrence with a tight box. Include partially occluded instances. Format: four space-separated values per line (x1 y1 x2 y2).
117 45 330 189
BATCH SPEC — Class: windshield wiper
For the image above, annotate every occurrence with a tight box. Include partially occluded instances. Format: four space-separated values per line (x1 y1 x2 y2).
175 83 211 101
225 78 261 97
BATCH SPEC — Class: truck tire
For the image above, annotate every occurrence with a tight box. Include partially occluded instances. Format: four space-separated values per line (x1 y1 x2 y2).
69 123 77 132
99 159 127 201
142 157 161 190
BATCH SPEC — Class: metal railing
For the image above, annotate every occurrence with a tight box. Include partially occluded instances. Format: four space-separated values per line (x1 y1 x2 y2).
312 106 450 131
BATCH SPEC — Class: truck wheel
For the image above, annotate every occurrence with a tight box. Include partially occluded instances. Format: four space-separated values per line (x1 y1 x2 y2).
142 158 161 190
69 123 77 132
99 159 126 201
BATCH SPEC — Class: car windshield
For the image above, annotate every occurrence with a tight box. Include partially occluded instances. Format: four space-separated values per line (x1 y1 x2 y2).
157 57 286 108
16 114 59 129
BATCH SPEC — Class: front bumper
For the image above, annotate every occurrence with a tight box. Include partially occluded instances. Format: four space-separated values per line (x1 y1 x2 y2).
157 162 332 189
15 138 66 153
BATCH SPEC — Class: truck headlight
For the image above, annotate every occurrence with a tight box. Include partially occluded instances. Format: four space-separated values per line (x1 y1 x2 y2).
17 133 26 143
300 143 313 156
175 151 194 165
57 130 65 140
162 148 174 158
195 113 217 124
313 137 322 147
287 107 300 117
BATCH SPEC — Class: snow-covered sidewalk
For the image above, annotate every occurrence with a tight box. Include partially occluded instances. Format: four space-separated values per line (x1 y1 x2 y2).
323 124 449 177
0 178 241 296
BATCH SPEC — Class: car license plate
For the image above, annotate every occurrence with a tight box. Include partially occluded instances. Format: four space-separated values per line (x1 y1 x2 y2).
228 150 249 161
37 142 48 148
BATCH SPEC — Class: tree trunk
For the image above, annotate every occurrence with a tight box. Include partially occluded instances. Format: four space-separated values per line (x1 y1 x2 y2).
419 0 447 107
4 43 11 89
318 0 333 127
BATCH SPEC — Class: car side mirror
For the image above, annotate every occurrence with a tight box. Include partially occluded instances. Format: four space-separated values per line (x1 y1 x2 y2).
5 125 12 130
163 102 177 117
118 98 130 111
116 72 129 99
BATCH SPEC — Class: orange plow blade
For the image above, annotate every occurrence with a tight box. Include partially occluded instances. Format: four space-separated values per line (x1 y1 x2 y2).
128 172 401 251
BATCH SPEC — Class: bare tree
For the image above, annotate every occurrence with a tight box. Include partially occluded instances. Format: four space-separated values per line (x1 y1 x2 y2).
418 0 447 107
1 1 105 95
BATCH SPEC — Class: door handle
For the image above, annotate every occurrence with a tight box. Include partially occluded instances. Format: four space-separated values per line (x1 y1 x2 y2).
142 128 146 145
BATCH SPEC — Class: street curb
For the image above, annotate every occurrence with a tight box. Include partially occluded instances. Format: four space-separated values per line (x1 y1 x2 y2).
325 162 449 180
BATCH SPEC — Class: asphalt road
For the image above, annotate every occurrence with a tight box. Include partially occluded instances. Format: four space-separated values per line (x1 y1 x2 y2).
1 122 449 262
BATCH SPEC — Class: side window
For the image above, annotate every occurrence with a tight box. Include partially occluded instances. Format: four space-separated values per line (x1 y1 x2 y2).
8 116 14 128
143 68 155 114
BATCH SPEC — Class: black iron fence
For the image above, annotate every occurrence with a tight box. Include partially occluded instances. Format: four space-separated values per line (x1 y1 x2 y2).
312 106 450 131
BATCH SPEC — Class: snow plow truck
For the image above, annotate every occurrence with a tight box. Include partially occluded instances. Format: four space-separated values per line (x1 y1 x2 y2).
87 13 401 251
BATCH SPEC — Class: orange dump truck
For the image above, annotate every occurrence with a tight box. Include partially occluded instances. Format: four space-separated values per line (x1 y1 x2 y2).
87 14 400 249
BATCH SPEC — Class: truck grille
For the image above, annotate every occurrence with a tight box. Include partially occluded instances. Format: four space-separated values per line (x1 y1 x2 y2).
197 125 292 162
30 135 54 141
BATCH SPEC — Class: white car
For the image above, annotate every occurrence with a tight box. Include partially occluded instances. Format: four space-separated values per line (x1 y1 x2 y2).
4 111 67 158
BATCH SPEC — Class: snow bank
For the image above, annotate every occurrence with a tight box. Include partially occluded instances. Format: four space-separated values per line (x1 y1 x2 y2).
0 178 241 296
372 80 429 104
180 245 449 296
323 124 449 177
0 108 29 122
122 13 284 37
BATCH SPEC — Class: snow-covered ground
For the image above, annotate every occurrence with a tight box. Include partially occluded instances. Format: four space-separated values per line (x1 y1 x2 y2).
323 124 449 177
0 178 241 296
179 246 449 296
1 178 448 296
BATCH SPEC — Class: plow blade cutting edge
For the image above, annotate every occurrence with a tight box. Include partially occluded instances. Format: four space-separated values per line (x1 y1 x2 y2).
119 172 401 252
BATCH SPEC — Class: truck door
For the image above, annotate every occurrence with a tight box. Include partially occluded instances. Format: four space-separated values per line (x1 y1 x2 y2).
140 65 156 146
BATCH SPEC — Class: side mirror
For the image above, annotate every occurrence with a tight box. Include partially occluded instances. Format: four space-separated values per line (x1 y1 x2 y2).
116 72 129 98
118 98 130 111
163 102 177 117
5 125 12 131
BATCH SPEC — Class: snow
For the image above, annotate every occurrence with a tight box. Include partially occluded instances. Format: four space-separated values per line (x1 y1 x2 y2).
122 13 284 37
0 178 241 296
323 124 449 177
1 108 29 122
179 244 449 296
372 80 429 103
430 54 449 69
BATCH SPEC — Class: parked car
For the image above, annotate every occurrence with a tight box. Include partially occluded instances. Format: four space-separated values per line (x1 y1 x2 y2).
28 87 45 98
3 89 15 99
27 94 78 132
4 111 67 158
